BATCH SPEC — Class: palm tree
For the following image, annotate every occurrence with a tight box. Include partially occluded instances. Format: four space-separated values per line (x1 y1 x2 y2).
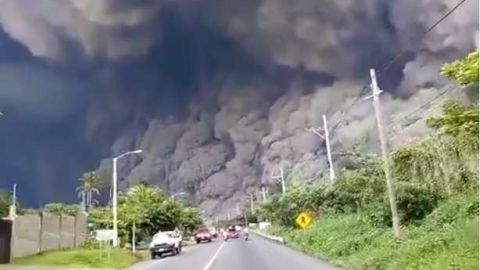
77 171 103 211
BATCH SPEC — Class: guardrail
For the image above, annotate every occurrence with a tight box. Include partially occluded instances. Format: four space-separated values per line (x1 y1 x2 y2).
251 230 285 245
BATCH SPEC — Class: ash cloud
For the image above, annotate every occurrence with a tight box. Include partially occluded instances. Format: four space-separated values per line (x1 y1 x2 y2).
0 0 477 214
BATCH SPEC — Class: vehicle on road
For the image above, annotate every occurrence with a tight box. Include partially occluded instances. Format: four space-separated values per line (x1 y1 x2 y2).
194 228 213 244
227 226 239 239
149 231 182 259
207 226 218 238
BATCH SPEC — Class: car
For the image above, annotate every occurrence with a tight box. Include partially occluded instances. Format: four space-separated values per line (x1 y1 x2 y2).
194 228 213 244
227 226 239 239
149 231 182 259
207 226 218 238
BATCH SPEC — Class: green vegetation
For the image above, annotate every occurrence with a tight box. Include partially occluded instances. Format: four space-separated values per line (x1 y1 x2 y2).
89 182 203 247
0 189 10 217
77 171 105 210
254 51 479 269
267 195 478 270
44 203 80 216
441 50 479 88
13 248 141 269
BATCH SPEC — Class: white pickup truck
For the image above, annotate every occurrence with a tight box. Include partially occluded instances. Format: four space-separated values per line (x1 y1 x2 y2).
149 231 182 259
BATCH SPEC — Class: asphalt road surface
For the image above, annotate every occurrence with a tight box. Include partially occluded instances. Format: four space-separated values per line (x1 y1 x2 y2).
129 234 339 270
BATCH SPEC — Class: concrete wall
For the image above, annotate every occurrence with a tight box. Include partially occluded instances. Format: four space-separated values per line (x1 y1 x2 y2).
59 216 75 248
74 213 87 247
40 213 60 251
11 214 41 258
10 212 87 260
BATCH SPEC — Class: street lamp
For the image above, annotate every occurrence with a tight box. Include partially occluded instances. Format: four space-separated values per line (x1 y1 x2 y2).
170 192 186 199
112 149 142 247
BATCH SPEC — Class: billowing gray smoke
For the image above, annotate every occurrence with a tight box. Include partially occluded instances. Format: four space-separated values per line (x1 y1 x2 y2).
0 0 477 214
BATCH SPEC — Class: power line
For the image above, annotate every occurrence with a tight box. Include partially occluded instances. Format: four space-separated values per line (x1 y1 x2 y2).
330 0 470 134
376 0 470 79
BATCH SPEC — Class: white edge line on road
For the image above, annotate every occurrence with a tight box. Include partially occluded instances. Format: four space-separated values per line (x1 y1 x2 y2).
203 241 226 270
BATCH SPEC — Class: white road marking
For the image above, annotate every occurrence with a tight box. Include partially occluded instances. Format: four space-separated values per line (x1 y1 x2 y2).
203 241 226 270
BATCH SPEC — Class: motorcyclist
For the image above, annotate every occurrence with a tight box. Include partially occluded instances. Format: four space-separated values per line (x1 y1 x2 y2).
220 228 228 240
243 226 249 240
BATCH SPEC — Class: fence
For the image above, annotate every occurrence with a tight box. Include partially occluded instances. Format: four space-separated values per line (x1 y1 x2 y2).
0 219 12 264
0 212 87 263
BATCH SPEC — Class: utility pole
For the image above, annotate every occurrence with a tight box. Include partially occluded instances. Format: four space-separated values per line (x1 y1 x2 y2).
12 184 16 210
132 220 136 253
306 114 335 184
112 149 142 247
236 203 240 216
368 69 401 238
112 157 118 247
244 211 248 226
250 194 255 214
271 167 286 194
261 185 267 202
9 184 17 219
323 114 335 184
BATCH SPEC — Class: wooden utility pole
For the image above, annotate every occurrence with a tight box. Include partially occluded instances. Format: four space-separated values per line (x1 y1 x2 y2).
368 69 401 238
132 221 136 253
261 186 267 202
306 115 335 185
250 194 255 214
271 167 286 194
323 114 335 184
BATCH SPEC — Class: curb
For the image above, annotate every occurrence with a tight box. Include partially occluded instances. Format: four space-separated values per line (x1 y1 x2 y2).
252 230 285 245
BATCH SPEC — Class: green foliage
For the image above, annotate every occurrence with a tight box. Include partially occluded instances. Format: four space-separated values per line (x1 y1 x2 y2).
441 50 479 87
180 207 203 234
88 207 112 229
86 183 205 246
77 171 105 210
393 182 442 224
245 209 258 223
426 100 479 151
0 189 10 217
258 53 479 268
270 195 478 270
44 203 79 216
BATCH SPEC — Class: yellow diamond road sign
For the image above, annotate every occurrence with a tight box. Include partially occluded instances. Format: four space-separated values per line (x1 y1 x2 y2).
295 212 313 229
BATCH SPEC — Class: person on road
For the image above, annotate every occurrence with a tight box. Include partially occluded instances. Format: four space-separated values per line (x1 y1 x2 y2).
220 227 228 240
243 226 249 240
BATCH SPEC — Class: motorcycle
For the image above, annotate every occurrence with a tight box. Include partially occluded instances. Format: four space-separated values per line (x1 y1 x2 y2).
222 232 228 241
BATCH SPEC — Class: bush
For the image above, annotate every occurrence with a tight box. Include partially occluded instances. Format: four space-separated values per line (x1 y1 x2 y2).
394 181 443 224
268 195 479 270
423 193 478 227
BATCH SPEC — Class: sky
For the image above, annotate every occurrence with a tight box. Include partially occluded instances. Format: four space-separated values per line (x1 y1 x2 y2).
0 0 477 208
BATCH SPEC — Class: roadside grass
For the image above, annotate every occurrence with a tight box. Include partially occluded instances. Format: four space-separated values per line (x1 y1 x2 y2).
13 248 142 269
267 194 479 270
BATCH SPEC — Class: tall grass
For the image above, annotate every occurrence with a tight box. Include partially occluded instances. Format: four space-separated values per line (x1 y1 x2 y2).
268 195 479 270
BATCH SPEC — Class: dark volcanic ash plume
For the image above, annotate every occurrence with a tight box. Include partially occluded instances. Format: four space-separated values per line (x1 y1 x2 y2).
0 0 477 213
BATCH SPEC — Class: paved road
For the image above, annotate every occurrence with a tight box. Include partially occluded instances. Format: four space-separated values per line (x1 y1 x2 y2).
129 234 338 270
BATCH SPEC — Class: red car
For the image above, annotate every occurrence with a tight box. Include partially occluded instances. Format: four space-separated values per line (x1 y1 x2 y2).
227 227 239 239
194 228 212 244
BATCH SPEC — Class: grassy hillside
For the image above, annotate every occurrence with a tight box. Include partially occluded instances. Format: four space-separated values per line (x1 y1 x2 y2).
267 194 478 270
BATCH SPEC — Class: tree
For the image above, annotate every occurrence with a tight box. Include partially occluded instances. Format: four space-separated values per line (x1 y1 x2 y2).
426 100 478 151
44 203 79 216
180 207 203 234
77 171 104 210
0 189 10 217
117 183 203 245
441 50 479 88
